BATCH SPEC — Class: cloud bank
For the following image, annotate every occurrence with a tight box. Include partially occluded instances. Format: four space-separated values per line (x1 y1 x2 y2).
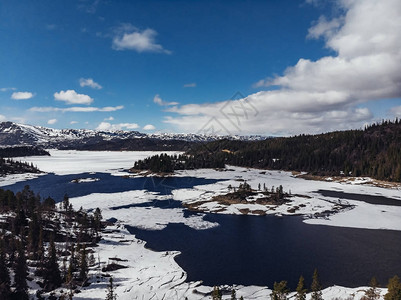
96 122 139 131
29 105 124 113
165 0 401 135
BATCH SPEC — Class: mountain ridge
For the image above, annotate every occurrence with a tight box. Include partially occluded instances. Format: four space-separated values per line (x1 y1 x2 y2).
0 121 266 150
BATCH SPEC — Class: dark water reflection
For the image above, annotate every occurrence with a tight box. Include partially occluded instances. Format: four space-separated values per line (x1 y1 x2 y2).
128 213 401 289
1 172 223 201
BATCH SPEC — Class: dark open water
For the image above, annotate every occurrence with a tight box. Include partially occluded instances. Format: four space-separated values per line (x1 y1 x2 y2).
3 173 401 289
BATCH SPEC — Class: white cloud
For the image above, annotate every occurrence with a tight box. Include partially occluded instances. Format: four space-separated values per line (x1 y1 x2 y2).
165 0 401 135
104 116 114 121
11 91 34 100
183 83 196 88
143 124 156 130
47 119 57 125
308 16 343 40
0 114 6 122
70 121 78 124
153 94 178 106
96 122 139 131
112 25 171 54
0 87 16 92
54 90 94 105
79 78 102 89
29 105 124 113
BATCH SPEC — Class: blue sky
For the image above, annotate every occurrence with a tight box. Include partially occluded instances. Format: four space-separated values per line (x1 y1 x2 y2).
1 0 400 135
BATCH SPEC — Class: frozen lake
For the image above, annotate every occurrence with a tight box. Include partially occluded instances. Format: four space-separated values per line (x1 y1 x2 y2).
2 150 401 295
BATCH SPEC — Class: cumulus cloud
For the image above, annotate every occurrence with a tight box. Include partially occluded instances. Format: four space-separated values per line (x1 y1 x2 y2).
47 119 57 125
29 105 124 113
143 124 156 130
307 16 343 40
112 24 171 53
104 116 114 121
153 94 178 106
11 91 34 100
54 90 94 105
70 121 78 124
79 78 102 89
96 122 139 131
165 0 401 135
183 83 197 88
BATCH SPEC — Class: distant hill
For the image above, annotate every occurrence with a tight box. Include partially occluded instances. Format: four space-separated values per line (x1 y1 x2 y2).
0 122 266 151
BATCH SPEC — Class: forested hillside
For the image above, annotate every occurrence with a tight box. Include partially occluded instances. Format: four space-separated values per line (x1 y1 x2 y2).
133 120 401 182
0 146 50 158
0 186 104 299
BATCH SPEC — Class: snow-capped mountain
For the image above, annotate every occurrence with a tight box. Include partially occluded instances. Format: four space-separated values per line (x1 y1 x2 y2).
0 122 266 150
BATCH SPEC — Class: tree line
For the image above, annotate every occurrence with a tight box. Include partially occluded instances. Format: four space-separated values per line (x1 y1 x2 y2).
133 120 401 182
211 269 401 300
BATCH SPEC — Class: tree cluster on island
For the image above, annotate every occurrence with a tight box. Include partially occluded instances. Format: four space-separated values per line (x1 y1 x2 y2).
132 120 401 182
0 185 105 299
131 152 225 174
217 181 289 206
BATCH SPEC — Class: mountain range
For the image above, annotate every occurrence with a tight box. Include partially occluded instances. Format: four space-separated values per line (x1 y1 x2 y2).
0 122 265 151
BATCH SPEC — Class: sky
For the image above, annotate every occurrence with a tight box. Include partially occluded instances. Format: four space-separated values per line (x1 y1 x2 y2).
0 0 400 136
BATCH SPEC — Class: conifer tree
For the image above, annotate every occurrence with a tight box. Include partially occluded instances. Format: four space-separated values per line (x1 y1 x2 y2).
0 246 11 299
212 286 222 300
231 288 237 300
270 280 289 300
44 238 62 291
105 276 117 300
79 245 88 282
13 241 29 300
311 269 323 300
384 275 401 300
296 275 307 300
363 277 380 300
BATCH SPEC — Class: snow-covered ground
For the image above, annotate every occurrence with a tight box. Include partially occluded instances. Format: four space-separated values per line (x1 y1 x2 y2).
1 150 397 299
173 167 401 231
10 149 182 175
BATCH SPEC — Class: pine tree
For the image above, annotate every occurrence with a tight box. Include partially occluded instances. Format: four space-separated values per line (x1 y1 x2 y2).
270 280 289 300
311 269 323 300
363 277 380 300
79 245 88 282
0 246 11 299
296 275 307 300
384 275 401 300
44 238 62 291
231 288 237 300
13 241 29 300
105 276 117 300
212 286 222 300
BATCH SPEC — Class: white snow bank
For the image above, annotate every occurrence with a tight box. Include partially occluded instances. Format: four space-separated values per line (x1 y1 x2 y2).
70 190 218 231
